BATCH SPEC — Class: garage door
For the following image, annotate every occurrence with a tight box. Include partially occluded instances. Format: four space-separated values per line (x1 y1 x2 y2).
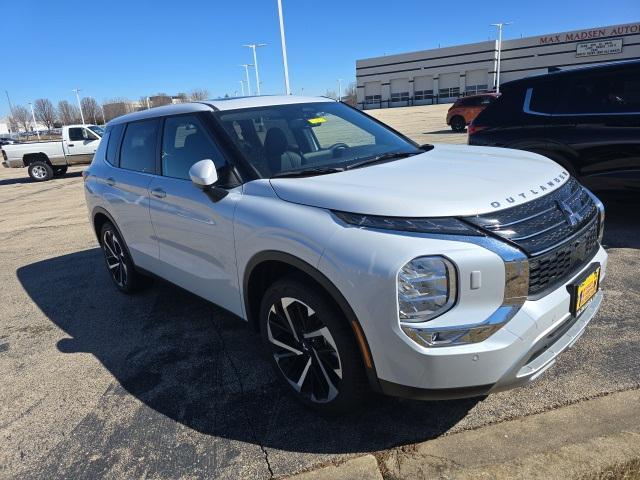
414 75 434 103
364 82 382 107
465 69 489 94
390 78 410 105
438 72 460 100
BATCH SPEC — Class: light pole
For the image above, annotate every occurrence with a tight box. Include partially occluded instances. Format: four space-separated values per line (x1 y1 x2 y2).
28 103 41 141
239 80 245 96
243 43 267 95
337 79 343 102
276 0 291 95
491 22 512 94
72 88 85 125
240 64 253 96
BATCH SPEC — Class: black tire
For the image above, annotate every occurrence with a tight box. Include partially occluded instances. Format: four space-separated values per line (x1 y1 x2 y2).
53 166 68 176
28 160 53 181
259 276 368 414
450 116 466 132
99 221 146 294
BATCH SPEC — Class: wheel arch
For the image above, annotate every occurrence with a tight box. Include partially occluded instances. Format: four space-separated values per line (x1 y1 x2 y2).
91 207 121 245
23 153 51 167
243 250 380 389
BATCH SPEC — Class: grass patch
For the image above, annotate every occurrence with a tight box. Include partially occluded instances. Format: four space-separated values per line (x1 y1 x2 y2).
581 459 640 480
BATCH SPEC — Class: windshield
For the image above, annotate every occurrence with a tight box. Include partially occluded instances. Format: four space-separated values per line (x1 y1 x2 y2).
214 102 421 177
88 125 104 137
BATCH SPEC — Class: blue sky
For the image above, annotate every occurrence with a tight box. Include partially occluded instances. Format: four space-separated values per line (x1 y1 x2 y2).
1 0 638 118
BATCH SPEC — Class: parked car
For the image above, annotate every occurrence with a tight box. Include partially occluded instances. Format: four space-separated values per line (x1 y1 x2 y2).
84 98 607 413
0 137 19 146
446 93 498 132
1 125 103 181
468 60 640 193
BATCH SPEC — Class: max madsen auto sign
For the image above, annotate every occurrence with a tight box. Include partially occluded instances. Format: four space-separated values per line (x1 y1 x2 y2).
538 24 639 45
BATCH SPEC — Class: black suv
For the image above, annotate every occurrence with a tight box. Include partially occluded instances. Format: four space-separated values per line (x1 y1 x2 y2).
468 60 640 193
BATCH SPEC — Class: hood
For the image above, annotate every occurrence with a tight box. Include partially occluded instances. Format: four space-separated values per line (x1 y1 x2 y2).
269 144 570 217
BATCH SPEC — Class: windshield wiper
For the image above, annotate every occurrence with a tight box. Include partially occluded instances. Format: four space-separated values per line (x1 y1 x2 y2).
346 151 421 170
271 166 347 178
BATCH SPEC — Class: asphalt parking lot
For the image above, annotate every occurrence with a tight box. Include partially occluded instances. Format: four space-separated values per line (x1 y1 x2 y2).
1 107 639 479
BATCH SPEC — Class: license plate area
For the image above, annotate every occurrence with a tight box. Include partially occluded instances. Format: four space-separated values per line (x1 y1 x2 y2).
568 263 601 317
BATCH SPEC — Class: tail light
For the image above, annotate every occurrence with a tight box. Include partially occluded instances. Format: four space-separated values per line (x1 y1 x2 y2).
467 123 488 136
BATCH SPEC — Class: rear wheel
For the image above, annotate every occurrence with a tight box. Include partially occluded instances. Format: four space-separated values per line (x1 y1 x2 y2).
260 276 368 414
28 161 53 181
100 221 146 294
450 116 466 132
53 166 68 176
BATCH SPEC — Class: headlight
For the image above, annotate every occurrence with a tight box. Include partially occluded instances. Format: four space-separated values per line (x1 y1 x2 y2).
333 212 482 236
398 256 456 322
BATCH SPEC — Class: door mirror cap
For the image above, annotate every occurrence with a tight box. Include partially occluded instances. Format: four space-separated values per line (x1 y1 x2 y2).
189 159 218 188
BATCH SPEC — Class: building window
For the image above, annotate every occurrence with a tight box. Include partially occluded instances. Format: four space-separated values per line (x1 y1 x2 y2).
365 95 381 104
438 87 460 98
465 84 489 95
414 90 434 100
390 92 410 102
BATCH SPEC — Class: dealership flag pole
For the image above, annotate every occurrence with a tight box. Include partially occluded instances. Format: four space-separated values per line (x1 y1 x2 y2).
276 0 291 95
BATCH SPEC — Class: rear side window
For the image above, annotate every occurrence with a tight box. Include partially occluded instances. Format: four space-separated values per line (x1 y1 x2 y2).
557 72 640 114
119 120 159 174
106 123 125 166
161 115 226 180
528 82 562 114
93 129 110 163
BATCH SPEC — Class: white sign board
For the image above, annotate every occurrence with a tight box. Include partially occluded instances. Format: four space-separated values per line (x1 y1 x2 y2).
576 38 623 57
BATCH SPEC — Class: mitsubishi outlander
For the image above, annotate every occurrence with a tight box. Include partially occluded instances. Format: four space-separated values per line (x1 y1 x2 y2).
84 96 607 413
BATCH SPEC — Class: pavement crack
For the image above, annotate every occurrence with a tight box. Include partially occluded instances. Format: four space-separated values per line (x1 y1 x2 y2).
210 314 275 479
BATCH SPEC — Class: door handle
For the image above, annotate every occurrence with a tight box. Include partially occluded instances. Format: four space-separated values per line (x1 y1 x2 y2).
106 177 116 186
67 144 74 147
150 188 166 199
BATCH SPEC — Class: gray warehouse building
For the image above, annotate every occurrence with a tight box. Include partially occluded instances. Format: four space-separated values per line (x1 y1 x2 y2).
356 22 640 109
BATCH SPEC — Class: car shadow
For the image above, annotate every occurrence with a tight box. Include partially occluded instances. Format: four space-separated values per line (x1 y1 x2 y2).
423 129 464 134
0 170 82 186
17 248 479 455
600 194 640 249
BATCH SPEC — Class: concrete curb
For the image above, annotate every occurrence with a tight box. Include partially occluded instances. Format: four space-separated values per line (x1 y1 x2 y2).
286 389 640 479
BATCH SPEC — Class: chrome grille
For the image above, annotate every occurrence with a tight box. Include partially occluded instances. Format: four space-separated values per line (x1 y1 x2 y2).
465 178 597 256
464 178 601 296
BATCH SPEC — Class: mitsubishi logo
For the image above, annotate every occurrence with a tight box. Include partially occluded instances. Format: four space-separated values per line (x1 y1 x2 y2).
556 200 581 227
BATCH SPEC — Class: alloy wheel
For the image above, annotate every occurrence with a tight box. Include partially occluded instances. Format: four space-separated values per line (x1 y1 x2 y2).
267 297 342 403
102 230 128 287
31 165 47 179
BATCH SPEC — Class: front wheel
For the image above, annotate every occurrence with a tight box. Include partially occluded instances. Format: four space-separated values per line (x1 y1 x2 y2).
28 161 53 181
259 277 368 414
450 116 466 132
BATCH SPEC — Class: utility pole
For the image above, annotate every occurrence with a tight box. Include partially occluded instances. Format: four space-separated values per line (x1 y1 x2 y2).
491 22 512 94
146 97 151 109
337 79 343 102
72 88 86 125
243 43 267 95
239 80 245 96
240 64 253 96
29 103 41 141
276 0 291 95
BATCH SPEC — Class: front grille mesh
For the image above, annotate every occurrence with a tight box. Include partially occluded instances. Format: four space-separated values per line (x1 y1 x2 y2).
464 177 600 296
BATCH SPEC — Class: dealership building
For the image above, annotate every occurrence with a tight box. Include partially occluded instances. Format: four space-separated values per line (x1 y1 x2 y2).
356 22 640 109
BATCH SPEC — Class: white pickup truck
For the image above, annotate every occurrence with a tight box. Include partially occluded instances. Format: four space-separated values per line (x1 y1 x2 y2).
1 124 103 181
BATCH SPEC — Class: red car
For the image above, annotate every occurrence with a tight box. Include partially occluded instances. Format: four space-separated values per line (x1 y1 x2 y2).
446 93 499 132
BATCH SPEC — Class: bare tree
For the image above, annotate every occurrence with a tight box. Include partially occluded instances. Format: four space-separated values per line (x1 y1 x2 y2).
34 99 57 132
81 97 101 124
175 92 188 102
12 106 31 135
342 82 357 106
189 89 209 101
103 98 133 122
7 115 21 133
58 100 81 125
324 89 337 100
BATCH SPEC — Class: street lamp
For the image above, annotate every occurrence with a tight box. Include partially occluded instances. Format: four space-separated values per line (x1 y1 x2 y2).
491 22 512 94
240 64 253 96
276 0 291 95
72 88 86 125
28 102 41 141
243 43 267 95
239 80 246 96
337 79 343 102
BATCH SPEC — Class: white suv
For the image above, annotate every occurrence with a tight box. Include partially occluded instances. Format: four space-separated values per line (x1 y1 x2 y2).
84 96 607 413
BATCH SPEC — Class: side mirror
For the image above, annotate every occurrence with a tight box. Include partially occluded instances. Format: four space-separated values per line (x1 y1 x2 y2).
189 159 218 188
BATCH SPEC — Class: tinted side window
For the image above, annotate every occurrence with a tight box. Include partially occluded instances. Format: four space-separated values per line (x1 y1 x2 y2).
68 128 84 141
529 81 561 114
120 120 159 173
93 129 110 163
161 115 226 180
557 71 640 114
474 86 524 125
106 123 125 166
